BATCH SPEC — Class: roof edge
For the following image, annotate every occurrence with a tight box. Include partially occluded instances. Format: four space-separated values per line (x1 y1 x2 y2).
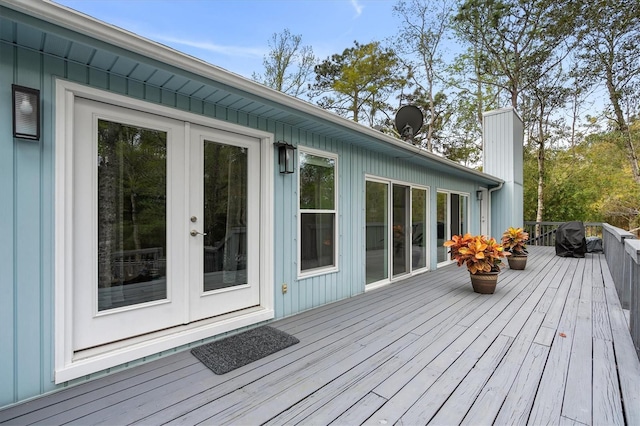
4 0 503 186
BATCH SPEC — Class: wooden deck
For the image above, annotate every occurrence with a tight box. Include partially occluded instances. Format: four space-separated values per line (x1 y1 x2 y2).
2 247 639 425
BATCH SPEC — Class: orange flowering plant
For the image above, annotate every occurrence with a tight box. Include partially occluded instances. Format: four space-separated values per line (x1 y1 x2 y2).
444 233 510 274
501 227 529 255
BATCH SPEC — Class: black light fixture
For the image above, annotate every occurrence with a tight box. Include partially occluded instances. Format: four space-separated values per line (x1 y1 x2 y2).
274 141 296 174
12 84 40 140
476 190 483 201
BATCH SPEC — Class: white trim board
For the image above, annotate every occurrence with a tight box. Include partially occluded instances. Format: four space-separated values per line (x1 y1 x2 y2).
54 78 274 383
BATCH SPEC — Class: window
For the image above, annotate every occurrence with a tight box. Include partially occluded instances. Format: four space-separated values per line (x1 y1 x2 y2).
299 149 337 274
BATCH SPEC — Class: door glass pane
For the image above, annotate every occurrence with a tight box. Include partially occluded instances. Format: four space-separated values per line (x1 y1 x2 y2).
97 119 167 311
437 192 448 263
412 188 427 270
460 195 468 235
203 141 248 291
393 184 409 276
366 181 388 284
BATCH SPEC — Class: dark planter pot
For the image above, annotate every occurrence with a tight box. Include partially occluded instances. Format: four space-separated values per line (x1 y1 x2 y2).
507 254 528 270
469 271 499 294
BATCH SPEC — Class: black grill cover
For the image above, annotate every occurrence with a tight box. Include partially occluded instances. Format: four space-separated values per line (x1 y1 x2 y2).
555 221 587 258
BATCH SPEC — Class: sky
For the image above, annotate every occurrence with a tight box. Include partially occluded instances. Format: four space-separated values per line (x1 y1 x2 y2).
54 0 402 79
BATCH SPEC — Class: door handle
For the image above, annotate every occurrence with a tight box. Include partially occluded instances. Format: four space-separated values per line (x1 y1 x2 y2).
190 229 207 237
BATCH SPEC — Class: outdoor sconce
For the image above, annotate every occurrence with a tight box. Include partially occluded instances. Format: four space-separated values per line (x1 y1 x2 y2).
12 85 40 140
476 190 483 201
274 141 296 174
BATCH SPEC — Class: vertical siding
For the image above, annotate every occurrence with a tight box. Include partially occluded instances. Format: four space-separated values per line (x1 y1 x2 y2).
0 41 16 407
483 108 524 234
2 26 491 408
15 47 44 402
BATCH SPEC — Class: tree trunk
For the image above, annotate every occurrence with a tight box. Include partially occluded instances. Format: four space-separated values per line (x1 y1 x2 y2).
536 117 545 228
98 123 120 294
605 67 640 184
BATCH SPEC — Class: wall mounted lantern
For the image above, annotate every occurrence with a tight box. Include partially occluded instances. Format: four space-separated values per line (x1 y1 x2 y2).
12 85 40 140
274 141 296 174
476 190 483 201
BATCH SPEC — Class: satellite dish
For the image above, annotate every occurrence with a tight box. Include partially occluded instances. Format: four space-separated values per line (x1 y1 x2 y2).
394 105 423 142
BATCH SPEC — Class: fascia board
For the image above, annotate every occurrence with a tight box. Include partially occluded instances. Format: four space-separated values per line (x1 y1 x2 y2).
3 0 503 186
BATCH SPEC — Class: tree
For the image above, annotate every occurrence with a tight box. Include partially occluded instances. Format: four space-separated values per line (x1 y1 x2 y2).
455 0 579 229
455 0 578 109
524 124 640 231
445 48 501 166
252 29 316 97
393 0 454 151
575 0 640 183
310 41 406 126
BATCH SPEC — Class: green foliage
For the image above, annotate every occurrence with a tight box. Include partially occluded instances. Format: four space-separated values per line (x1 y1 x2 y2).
524 126 640 229
310 41 406 125
299 152 335 210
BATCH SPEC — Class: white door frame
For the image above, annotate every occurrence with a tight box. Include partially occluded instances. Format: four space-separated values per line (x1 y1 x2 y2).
479 187 489 236
54 79 274 383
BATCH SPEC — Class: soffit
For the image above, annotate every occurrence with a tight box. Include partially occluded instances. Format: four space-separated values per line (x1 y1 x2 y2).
0 1 502 186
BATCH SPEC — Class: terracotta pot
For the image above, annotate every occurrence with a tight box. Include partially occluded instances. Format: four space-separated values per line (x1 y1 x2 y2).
507 254 528 270
469 271 499 294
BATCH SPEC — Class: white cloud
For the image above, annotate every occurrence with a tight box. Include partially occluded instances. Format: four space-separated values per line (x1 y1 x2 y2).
154 35 265 58
351 0 364 17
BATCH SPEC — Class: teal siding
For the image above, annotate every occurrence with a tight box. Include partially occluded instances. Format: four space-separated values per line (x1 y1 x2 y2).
0 40 16 406
1 25 487 410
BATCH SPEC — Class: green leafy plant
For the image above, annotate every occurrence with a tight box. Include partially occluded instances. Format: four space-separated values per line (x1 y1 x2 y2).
444 233 510 274
501 227 529 255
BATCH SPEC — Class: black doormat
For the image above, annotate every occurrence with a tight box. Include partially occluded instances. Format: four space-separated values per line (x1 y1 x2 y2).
191 326 299 375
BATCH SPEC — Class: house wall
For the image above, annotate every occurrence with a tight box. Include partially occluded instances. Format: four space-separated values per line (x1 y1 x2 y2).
0 29 485 408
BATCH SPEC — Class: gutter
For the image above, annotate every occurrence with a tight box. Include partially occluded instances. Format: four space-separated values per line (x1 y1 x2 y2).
489 181 504 195
4 0 503 185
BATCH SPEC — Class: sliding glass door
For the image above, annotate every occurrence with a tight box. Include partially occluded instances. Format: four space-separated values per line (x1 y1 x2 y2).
366 178 429 286
412 188 427 270
366 181 389 284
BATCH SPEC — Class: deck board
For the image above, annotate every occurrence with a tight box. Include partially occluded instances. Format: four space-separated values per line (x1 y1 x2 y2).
1 247 639 425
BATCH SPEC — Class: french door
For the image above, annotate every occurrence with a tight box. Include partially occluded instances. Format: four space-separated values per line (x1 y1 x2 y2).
72 99 260 351
188 125 260 321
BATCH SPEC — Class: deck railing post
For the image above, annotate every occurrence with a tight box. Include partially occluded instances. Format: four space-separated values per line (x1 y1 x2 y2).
625 239 640 360
603 224 636 310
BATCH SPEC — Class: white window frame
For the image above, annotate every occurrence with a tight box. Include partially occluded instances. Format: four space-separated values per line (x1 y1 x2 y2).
297 146 339 278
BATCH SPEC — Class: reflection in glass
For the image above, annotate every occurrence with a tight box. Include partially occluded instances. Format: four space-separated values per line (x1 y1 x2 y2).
366 181 388 284
437 192 448 263
460 195 468 235
299 151 336 272
299 152 335 210
412 188 427 270
97 119 167 311
300 213 335 270
393 184 409 277
203 141 248 291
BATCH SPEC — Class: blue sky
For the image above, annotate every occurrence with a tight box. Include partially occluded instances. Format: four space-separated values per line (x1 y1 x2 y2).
54 0 400 79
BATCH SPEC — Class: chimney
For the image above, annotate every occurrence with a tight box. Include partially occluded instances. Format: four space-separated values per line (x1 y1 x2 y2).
482 107 524 238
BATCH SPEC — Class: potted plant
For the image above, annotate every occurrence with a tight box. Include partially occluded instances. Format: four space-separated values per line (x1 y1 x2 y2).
501 227 529 270
443 233 510 294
